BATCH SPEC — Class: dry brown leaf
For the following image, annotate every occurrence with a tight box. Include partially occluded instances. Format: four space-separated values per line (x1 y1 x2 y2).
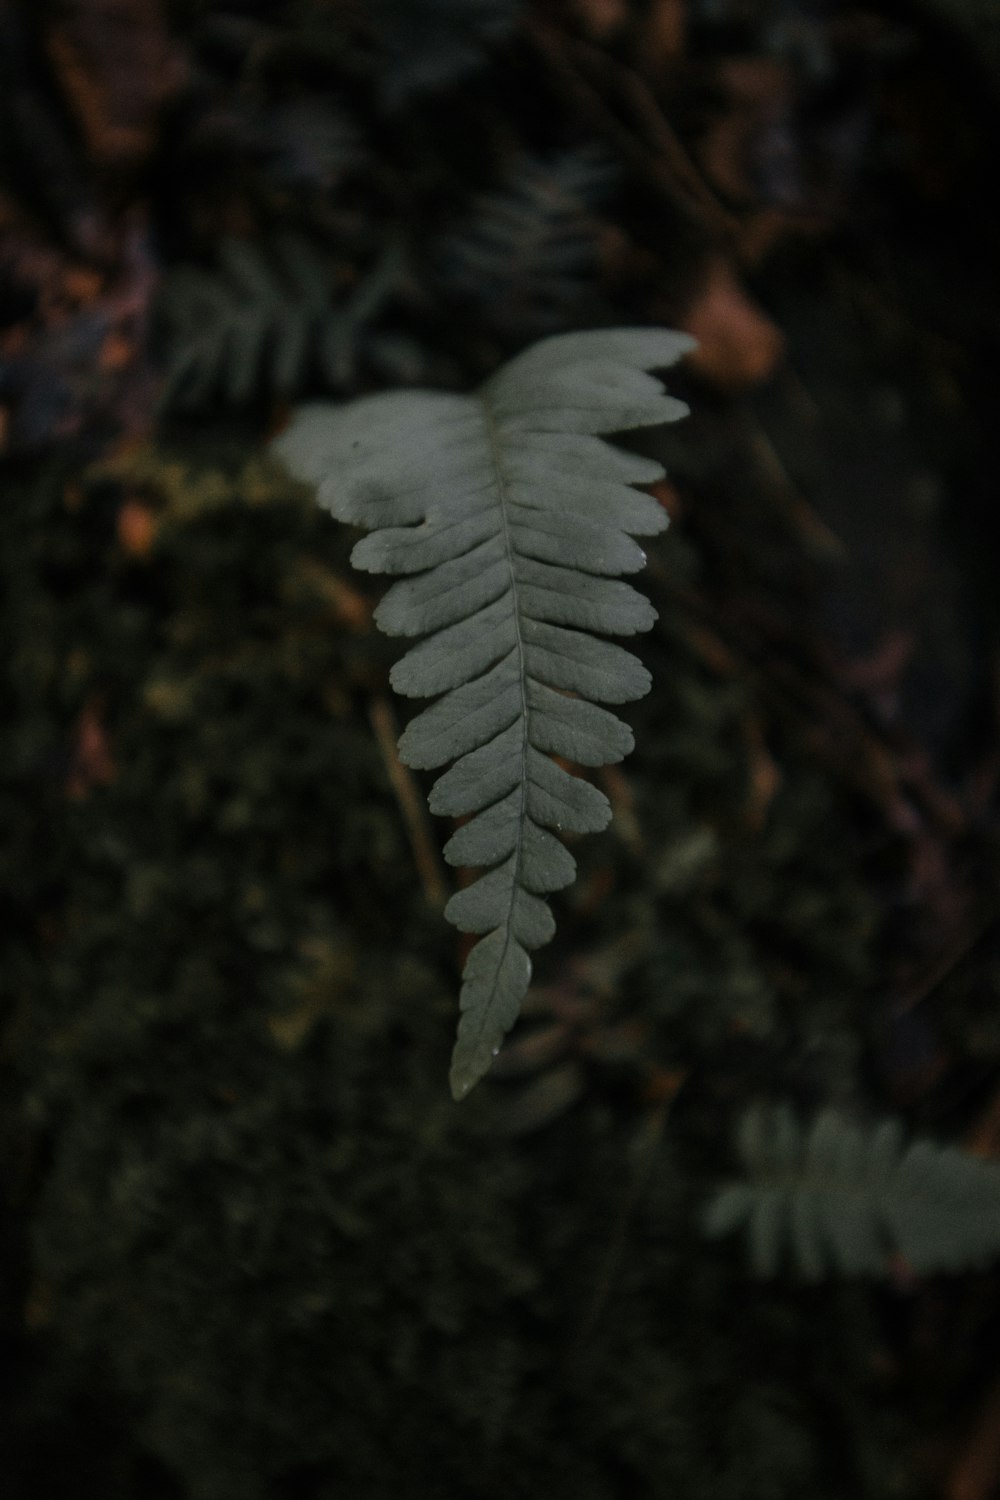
740 711 781 831
640 0 685 68
116 496 158 557
682 254 784 389
66 697 116 797
568 0 630 40
647 478 683 521
46 0 186 170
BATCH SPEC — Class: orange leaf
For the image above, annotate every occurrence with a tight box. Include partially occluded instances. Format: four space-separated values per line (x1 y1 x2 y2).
116 498 158 558
682 255 784 390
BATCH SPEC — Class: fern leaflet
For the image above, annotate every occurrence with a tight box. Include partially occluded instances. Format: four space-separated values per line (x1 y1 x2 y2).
370 0 519 108
436 148 617 337
704 1103 1000 1279
273 327 693 1097
157 236 405 410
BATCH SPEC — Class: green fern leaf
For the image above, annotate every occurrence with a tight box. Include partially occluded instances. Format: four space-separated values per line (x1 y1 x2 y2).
704 1103 1000 1279
157 236 405 410
273 327 693 1097
371 0 518 109
437 147 617 337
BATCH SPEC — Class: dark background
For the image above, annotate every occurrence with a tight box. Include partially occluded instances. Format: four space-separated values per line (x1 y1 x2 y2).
3 1 1000 1495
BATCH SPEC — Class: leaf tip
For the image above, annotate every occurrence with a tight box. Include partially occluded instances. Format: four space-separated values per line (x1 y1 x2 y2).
449 1049 489 1102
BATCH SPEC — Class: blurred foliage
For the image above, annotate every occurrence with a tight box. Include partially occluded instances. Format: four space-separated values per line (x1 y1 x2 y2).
0 435 912 1499
155 236 415 409
3 0 1000 1496
706 1104 1000 1279
432 146 619 340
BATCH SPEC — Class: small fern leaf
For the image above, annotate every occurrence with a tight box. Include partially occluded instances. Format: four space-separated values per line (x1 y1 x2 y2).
264 98 366 190
157 236 406 410
371 0 518 109
158 235 324 409
273 327 693 1097
437 147 618 337
705 1104 1000 1279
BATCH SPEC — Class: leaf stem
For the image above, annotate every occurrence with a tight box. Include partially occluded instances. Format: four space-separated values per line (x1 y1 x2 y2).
368 692 448 908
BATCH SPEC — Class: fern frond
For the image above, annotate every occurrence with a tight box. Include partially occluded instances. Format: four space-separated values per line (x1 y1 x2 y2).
704 1103 1000 1279
157 236 404 410
273 327 693 1097
371 0 519 109
263 98 366 190
437 148 617 337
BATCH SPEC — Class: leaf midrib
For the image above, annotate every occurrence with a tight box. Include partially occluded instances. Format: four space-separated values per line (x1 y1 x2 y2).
480 393 530 990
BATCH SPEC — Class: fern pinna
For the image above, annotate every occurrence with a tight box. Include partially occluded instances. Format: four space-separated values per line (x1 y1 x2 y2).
436 148 617 337
274 328 692 1097
704 1103 1000 1279
158 236 404 410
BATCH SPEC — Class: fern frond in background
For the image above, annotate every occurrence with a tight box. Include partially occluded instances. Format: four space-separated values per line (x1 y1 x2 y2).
157 235 410 410
260 97 366 193
704 1103 1000 1279
274 327 693 1097
369 0 521 109
435 148 618 339
177 51 367 196
184 0 519 113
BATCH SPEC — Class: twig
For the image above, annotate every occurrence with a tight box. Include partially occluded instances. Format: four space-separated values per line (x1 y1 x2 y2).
903 908 998 1006
946 1376 1000 1500
574 34 738 231
599 763 644 854
650 543 970 838
368 692 448 909
742 415 847 559
569 1071 687 1354
528 20 740 243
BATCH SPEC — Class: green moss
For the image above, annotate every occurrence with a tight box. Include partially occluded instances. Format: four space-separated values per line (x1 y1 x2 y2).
0 451 914 1499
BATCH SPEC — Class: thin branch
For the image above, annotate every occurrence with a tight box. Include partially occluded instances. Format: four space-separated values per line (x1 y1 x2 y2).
368 692 448 909
528 19 740 243
569 1070 687 1354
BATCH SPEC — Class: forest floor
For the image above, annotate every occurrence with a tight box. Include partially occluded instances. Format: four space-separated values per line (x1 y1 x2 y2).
3 3 1000 1498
